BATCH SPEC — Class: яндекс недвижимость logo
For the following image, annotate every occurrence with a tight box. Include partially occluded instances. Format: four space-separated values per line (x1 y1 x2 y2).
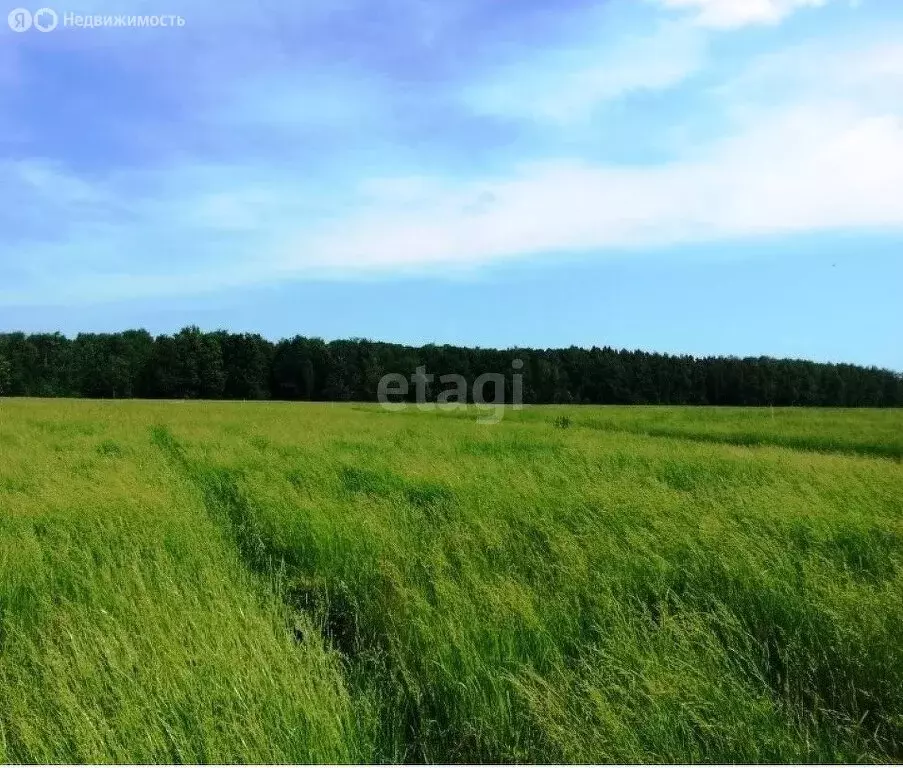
7 7 184 31
8 7 58 31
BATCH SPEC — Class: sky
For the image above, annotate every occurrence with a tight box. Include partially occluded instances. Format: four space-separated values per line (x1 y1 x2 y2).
1 0 901 369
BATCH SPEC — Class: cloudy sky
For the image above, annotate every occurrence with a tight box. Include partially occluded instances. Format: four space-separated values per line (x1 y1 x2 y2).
1 0 901 368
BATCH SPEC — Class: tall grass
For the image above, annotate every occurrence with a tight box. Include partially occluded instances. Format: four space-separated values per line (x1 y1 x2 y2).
524 404 903 459
0 399 901 762
0 403 359 763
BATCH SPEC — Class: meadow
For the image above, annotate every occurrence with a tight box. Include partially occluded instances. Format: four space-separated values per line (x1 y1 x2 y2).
0 399 901 763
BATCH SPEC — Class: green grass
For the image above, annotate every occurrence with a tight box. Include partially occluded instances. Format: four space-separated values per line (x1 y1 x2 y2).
1 399 901 763
528 404 903 459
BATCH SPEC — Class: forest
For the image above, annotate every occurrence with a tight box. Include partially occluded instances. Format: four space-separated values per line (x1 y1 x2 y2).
0 327 900 407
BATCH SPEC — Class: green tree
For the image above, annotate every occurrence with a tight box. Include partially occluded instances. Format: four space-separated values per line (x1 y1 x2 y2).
0 354 10 396
172 327 225 399
218 332 274 400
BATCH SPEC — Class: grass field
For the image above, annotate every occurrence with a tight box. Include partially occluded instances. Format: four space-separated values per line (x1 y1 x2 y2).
1 399 901 763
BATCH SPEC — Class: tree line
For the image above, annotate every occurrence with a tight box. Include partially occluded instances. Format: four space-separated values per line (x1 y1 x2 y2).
0 327 900 407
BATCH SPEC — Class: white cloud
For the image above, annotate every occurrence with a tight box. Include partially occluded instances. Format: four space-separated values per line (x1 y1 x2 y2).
5 94 903 304
282 37 903 273
281 102 902 272
463 22 706 124
656 0 829 28
723 38 903 104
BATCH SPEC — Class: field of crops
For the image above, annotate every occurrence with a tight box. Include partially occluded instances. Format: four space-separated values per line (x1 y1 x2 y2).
1 399 901 763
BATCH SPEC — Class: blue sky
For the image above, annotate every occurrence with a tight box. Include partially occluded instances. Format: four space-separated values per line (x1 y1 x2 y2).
1 0 902 369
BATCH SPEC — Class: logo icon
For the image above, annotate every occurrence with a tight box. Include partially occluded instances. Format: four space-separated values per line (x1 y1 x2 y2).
7 7 32 31
33 7 57 31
